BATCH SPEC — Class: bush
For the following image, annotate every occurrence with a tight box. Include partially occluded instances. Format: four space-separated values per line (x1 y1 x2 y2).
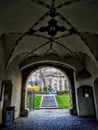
56 90 69 95
43 86 48 93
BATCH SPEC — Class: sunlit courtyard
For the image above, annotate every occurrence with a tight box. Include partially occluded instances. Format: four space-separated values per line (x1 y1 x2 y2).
26 67 71 110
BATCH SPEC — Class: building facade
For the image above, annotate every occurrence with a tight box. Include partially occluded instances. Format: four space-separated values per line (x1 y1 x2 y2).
28 67 70 92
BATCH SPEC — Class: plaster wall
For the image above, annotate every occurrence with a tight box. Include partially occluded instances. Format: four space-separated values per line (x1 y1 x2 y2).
85 55 98 78
76 78 92 89
6 60 22 119
0 40 5 124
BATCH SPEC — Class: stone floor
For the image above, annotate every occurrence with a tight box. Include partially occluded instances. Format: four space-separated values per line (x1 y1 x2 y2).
1 109 98 130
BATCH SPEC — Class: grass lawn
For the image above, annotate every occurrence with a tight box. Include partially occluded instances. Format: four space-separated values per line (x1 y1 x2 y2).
55 94 70 108
26 94 41 109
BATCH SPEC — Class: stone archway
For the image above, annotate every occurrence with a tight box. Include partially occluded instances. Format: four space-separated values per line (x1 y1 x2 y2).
77 85 95 116
20 62 77 116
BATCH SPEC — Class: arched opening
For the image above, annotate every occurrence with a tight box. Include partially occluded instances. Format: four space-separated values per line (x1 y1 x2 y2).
77 85 96 117
26 66 71 110
20 61 77 116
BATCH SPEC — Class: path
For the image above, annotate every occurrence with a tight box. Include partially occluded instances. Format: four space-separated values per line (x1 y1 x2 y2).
40 95 58 108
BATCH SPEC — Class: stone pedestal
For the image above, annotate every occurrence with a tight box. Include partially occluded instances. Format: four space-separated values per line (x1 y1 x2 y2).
20 108 29 116
69 106 77 115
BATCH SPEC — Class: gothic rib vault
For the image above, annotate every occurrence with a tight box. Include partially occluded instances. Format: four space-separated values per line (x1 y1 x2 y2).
0 0 98 124
0 0 98 69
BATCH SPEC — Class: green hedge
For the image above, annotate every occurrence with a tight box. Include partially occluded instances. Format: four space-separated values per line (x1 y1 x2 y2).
26 95 41 109
56 94 70 108
56 91 69 95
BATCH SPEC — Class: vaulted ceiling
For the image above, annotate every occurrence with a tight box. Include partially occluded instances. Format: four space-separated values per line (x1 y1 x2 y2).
0 0 98 69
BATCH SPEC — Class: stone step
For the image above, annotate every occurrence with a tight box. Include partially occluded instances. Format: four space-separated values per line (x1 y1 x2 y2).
40 95 58 108
41 104 57 107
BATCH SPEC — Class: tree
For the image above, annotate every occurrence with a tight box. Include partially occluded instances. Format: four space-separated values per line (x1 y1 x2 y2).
39 69 47 87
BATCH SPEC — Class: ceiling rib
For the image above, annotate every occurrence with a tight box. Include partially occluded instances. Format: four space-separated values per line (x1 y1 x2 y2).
0 32 23 38
30 0 50 8
33 34 50 40
43 41 59 56
51 0 55 7
54 41 72 53
56 0 82 9
54 33 71 40
29 40 50 54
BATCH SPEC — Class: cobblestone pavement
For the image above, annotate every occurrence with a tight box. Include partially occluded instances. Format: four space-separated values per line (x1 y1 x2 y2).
1 109 98 130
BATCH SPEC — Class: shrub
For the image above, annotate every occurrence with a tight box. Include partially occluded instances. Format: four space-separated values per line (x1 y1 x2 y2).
43 86 48 93
56 90 69 95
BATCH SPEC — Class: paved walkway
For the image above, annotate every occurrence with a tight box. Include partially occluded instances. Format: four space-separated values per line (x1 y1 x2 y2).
0 109 98 130
40 95 58 108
